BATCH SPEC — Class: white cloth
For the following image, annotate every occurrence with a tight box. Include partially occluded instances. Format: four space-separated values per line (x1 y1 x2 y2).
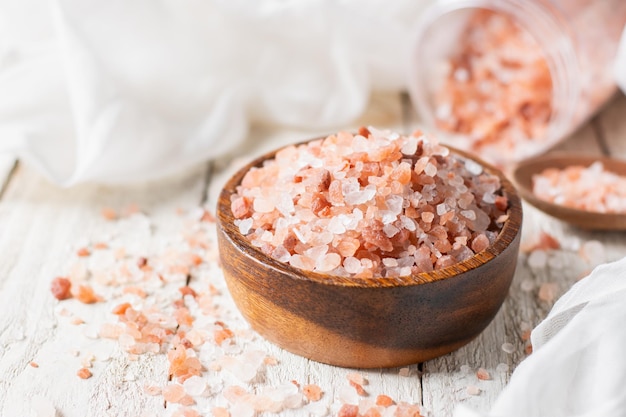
0 0 430 185
455 256 626 417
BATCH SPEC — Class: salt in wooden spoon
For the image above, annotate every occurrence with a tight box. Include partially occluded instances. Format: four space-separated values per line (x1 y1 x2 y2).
510 153 626 230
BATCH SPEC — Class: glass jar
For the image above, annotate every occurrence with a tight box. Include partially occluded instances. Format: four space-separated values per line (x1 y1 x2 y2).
408 0 626 164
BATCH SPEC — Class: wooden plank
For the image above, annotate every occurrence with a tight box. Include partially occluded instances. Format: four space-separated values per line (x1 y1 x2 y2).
0 164 209 417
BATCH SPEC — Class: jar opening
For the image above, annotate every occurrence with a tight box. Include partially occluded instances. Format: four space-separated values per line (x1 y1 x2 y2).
409 0 580 163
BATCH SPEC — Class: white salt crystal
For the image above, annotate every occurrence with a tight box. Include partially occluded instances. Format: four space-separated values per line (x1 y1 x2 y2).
386 195 404 214
454 68 470 82
328 216 346 234
380 211 397 225
316 253 341 272
272 246 291 263
304 400 329 416
276 192 295 215
305 244 329 261
230 402 255 417
400 215 417 231
527 250 548 269
238 218 253 235
382 258 398 267
337 385 359 404
183 375 207 396
482 192 496 204
496 363 510 373
501 342 515 354
253 198 275 213
383 224 400 238
436 203 448 216
344 257 362 274
346 189 375 205
465 159 483 175
424 163 437 177
579 240 605 265
520 278 535 292
461 210 477 221
401 136 419 155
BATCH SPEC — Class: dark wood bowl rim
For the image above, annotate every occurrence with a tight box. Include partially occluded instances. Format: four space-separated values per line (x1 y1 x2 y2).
218 136 523 288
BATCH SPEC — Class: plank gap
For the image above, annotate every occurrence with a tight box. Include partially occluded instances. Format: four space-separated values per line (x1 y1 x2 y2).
199 161 215 205
0 160 18 201
590 116 611 156
417 362 424 409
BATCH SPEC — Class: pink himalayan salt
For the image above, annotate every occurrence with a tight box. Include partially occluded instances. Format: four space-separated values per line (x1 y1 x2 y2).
232 128 508 278
532 162 626 213
435 9 552 162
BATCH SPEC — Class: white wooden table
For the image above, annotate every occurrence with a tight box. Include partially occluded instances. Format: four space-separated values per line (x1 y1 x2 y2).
1 92 625 417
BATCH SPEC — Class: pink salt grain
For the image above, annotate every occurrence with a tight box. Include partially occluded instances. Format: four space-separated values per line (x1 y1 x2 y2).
233 128 508 277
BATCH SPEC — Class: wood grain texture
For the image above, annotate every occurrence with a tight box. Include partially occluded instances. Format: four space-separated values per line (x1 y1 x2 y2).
0 164 208 417
1 91 625 417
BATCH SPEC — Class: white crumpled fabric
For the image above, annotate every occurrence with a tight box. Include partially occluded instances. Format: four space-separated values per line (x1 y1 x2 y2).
455 256 626 417
0 0 429 185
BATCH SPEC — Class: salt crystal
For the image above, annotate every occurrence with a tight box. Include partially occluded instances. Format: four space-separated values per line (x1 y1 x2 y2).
520 278 535 292
465 159 483 176
424 163 437 177
496 363 509 372
538 282 558 303
383 258 398 267
183 375 207 396
230 402 255 417
316 253 341 272
436 204 448 216
401 136 418 155
344 257 362 274
482 193 496 204
459 364 471 374
337 385 359 405
466 385 481 396
461 210 477 221
476 368 491 380
579 240 605 265
501 342 515 354
383 224 399 238
421 212 435 223
238 218 253 235
527 250 548 269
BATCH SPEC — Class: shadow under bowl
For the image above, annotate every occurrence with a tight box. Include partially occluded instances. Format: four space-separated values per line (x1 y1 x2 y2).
217 141 522 368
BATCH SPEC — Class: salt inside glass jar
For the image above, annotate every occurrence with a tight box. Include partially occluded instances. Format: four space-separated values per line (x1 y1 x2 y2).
409 0 626 164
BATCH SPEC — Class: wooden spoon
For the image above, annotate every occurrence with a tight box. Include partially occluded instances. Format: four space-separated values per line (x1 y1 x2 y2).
511 153 626 230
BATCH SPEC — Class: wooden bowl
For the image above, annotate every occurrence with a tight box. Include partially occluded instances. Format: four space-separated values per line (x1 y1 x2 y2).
511 153 626 230
217 141 523 368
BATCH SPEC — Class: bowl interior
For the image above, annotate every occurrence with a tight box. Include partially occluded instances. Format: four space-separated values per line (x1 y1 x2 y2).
217 139 523 288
